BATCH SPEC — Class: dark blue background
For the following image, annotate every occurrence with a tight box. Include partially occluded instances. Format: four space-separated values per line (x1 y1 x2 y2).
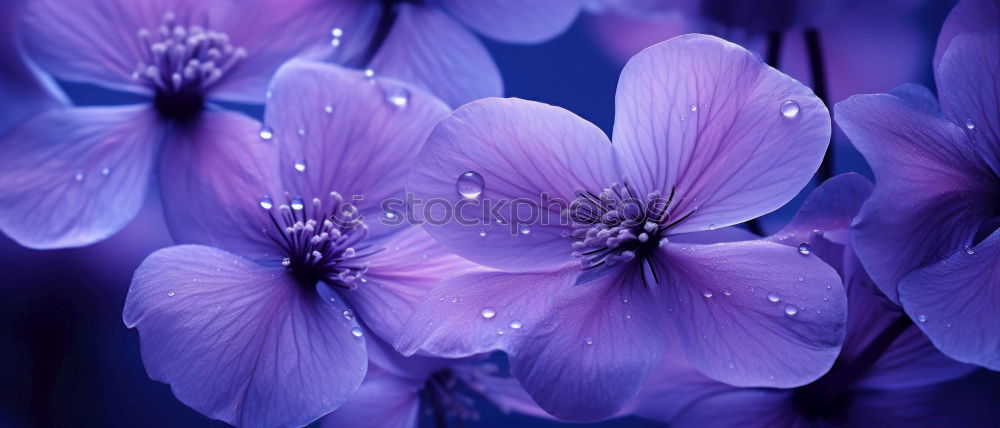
0 4 968 426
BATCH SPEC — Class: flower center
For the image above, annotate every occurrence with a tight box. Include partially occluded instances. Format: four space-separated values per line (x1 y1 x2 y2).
565 180 695 277
134 12 245 122
260 192 379 288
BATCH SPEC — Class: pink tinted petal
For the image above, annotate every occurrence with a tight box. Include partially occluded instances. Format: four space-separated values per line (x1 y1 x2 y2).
836 93 997 303
437 0 581 43
409 97 619 271
21 0 210 95
0 0 66 134
318 370 420 428
937 31 1000 175
370 4 501 107
395 264 578 358
123 245 367 427
210 0 378 103
344 226 479 344
612 34 830 233
933 0 1000 71
0 105 163 248
264 60 450 240
899 230 1000 370
511 268 667 421
657 240 847 387
158 110 282 260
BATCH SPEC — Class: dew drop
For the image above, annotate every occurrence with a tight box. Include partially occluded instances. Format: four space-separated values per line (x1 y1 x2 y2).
281 258 291 267
784 304 798 316
167 291 175 297
797 242 812 255
293 158 307 172
324 104 333 113
509 320 522 329
918 314 927 323
478 229 487 237
965 119 975 130
290 197 304 210
101 167 110 176
797 277 804 282
342 309 354 320
74 171 84 182
384 211 397 220
259 126 273 140
363 68 375 78
331 28 343 38
723 290 732 296
767 292 781 303
456 171 485 199
519 225 532 235
451 297 459 303
351 326 363 337
780 100 800 119
585 338 594 345
384 86 410 109
964 246 976 255
259 195 273 210
297 127 306 136
728 362 735 369
481 307 496 319
702 289 714 298
689 104 698 112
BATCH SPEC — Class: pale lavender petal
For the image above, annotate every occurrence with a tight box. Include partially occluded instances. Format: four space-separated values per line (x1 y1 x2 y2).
209 0 378 103
409 97 619 271
657 240 847 387
511 267 666 421
123 245 367 427
21 0 210 95
0 105 163 248
0 0 66 134
264 59 450 240
769 173 873 248
318 369 420 428
612 34 830 233
437 0 581 43
899 230 1000 370
395 264 577 358
836 93 997 303
158 110 283 260
933 0 1000 71
936 31 1000 176
887 83 940 115
370 4 501 107
343 226 479 344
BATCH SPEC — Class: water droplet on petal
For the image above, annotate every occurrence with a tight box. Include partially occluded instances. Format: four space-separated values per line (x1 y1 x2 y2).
481 307 496 319
331 28 343 37
585 338 594 345
384 86 410 109
297 127 306 136
291 197 304 210
351 326 363 337
723 290 732 296
294 158 307 172
784 304 798 316
702 289 714 298
101 167 110 176
780 100 800 119
918 314 927 323
259 126 273 140
964 246 976 255
167 291 175 297
767 292 781 303
281 257 291 267
451 297 459 303
324 104 333 113
689 104 698 112
363 68 375 78
966 119 975 130
259 195 273 209
509 320 522 329
74 171 84 182
456 171 485 199
797 243 812 255
519 225 531 235
478 229 487 237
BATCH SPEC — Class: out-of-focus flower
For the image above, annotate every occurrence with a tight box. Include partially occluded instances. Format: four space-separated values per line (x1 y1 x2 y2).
320 338 550 427
299 0 583 107
626 174 985 427
836 0 1000 370
396 34 846 421
122 60 475 427
0 0 66 135
0 0 336 249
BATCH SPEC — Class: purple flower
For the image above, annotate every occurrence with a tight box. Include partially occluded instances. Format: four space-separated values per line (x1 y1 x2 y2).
627 174 982 426
320 338 549 427
122 60 476 427
0 0 336 249
836 0 1000 369
396 34 847 421
0 0 66 135
295 0 583 108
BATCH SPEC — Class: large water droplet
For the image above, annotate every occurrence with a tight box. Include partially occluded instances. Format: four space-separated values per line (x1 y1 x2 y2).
780 100 800 119
291 197 304 210
259 126 273 140
797 243 812 255
509 320 522 329
456 171 485 199
918 314 927 323
351 326 363 337
784 304 798 316
767 292 781 303
293 158 307 172
384 86 410 109
260 195 273 210
481 307 496 319
966 119 975 130
342 309 354 320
